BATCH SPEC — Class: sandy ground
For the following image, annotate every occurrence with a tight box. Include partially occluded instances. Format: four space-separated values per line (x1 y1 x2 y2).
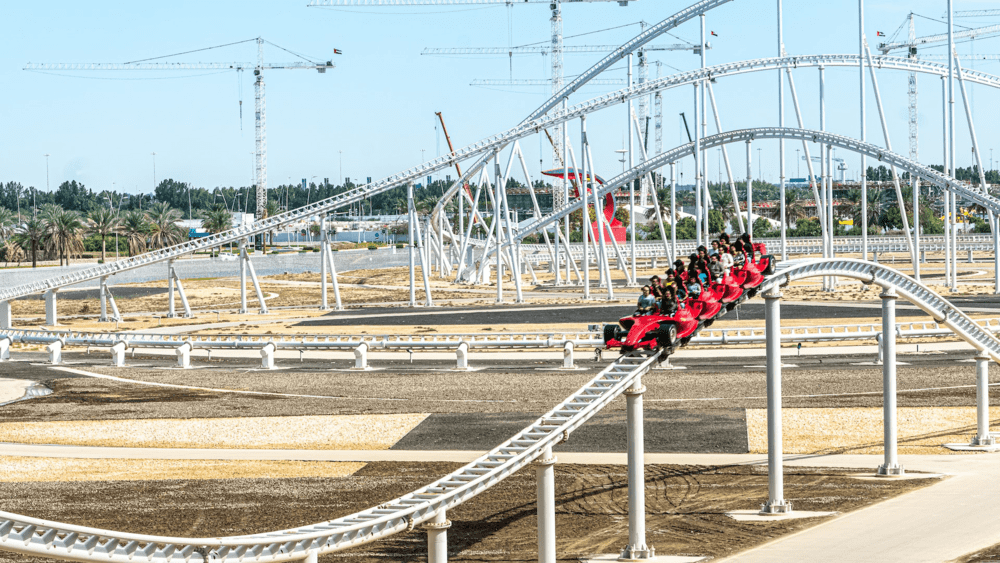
0 457 365 482
747 407 1000 455
0 462 934 563
0 413 427 450
956 542 1000 563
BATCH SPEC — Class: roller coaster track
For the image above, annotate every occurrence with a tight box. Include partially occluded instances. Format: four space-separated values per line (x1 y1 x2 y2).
4 52 999 304
0 259 997 563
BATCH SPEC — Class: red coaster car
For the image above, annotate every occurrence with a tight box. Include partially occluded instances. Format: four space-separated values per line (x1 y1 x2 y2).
603 303 701 353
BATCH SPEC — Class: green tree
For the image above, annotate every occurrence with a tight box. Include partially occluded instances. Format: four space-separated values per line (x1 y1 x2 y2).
675 217 696 240
707 209 726 234
614 206 630 228
201 204 232 256
19 216 46 268
146 202 185 250
87 208 120 263
120 209 149 256
53 181 94 213
46 207 86 266
0 207 15 242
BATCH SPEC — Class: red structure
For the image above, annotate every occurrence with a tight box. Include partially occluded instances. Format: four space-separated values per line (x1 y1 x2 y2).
541 168 626 243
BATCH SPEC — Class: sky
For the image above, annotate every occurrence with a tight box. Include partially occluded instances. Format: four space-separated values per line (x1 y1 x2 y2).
2 0 999 200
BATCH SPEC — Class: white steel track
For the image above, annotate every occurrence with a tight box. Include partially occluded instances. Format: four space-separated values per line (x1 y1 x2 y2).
0 260 997 563
4 54 998 305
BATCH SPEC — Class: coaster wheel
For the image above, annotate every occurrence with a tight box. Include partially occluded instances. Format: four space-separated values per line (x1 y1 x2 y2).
655 323 678 349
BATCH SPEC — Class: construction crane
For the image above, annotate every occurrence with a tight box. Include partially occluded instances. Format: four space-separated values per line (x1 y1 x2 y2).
421 43 703 56
951 9 1000 18
25 37 335 227
309 0 637 207
471 78 625 86
878 20 1000 164
803 155 848 183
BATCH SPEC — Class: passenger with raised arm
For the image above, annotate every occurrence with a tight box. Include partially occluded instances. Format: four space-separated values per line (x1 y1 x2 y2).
660 285 679 316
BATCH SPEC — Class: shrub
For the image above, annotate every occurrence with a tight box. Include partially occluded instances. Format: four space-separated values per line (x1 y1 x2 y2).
395 243 405 249
367 244 378 250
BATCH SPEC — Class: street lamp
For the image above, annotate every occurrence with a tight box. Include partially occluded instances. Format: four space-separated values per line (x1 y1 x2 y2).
796 148 800 177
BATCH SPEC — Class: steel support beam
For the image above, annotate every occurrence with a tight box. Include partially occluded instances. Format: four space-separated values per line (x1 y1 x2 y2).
877 288 904 476
535 446 557 563
424 510 450 563
972 354 996 446
762 286 791 514
621 376 653 560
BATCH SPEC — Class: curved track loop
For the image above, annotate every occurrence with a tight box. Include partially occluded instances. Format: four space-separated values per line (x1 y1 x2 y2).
1 259 998 562
4 53 1000 302
764 258 1000 361
507 127 1000 250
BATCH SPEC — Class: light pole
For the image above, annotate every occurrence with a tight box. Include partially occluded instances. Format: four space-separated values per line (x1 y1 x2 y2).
42 154 49 216
796 148 800 177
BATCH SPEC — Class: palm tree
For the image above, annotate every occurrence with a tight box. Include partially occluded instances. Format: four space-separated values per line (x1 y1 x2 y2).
784 191 809 225
0 207 15 242
201 204 232 256
146 202 185 250
47 208 86 266
88 208 120 263
120 209 149 257
38 204 63 262
1 239 24 267
19 216 46 268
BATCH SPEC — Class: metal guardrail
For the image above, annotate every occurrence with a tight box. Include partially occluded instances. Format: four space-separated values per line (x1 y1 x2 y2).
3 316 998 358
519 235 995 264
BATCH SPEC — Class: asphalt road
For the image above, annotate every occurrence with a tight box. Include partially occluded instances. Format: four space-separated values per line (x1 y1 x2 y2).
291 297 1000 328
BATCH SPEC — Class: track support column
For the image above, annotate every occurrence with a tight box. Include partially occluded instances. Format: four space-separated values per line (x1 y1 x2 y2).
762 286 791 514
167 259 176 318
44 289 58 326
972 354 996 447
99 276 109 322
535 446 557 563
0 337 10 361
424 509 451 563
877 288 904 476
621 376 654 560
239 240 249 314
0 301 10 329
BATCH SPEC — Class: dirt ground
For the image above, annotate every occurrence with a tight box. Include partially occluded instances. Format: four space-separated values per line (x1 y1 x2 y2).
0 462 935 563
955 542 1000 563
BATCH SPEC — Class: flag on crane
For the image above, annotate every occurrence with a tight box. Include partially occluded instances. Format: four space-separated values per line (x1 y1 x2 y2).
334 48 343 55
876 31 885 37
711 31 718 37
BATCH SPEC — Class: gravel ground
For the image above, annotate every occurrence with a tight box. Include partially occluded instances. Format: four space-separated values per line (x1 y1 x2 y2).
0 413 427 450
0 462 935 563
955 542 1000 563
0 457 364 481
746 407 1000 455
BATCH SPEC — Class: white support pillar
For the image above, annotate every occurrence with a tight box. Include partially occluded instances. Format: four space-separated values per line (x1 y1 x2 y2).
621 376 653 560
562 341 575 369
670 162 677 263
99 276 109 322
239 240 249 314
745 141 753 240
0 301 10 329
456 341 470 370
354 341 369 370
972 354 995 447
693 82 702 248
859 0 869 260
408 182 417 307
173 276 193 318
176 342 192 369
244 252 269 315
108 289 121 322
778 0 787 261
0 337 11 361
302 552 317 563
761 287 791 514
877 288 904 476
110 341 127 367
167 259 176 318
44 289 57 326
913 177 921 282
323 243 344 310
424 510 450 563
320 218 329 309
46 339 63 365
535 446 557 563
260 342 276 370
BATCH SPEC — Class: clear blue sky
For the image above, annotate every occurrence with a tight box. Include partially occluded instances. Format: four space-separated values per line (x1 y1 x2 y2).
2 0 998 199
